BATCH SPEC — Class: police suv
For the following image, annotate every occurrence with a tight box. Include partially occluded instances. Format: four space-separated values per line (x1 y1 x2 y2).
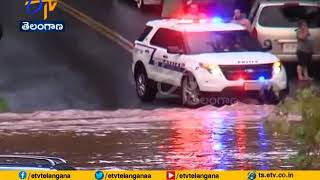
132 18 288 106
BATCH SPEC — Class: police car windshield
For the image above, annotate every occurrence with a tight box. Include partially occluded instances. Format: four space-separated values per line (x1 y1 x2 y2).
184 30 263 54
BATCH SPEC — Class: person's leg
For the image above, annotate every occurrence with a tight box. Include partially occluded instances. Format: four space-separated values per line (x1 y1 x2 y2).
297 65 305 80
303 53 313 80
302 66 311 80
297 51 305 80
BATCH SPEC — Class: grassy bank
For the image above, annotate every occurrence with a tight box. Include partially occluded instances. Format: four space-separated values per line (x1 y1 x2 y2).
0 97 9 112
266 87 320 169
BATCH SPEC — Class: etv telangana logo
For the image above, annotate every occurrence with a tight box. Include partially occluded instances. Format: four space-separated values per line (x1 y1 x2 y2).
20 0 65 32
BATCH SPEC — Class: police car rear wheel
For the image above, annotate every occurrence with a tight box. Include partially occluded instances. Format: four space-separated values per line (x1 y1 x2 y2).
181 74 201 107
135 68 157 102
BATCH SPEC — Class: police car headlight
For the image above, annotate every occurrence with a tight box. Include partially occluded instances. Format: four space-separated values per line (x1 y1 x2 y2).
273 61 282 75
200 63 220 75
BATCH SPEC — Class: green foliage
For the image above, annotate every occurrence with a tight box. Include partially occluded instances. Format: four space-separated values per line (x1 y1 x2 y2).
266 86 320 169
0 97 9 112
265 119 290 134
278 97 302 115
294 87 320 168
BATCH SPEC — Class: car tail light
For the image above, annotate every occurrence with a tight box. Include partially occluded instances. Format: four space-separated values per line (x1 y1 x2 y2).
251 27 258 39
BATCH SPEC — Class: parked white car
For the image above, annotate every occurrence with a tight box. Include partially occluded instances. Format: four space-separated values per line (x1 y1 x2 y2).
132 0 161 9
249 0 320 62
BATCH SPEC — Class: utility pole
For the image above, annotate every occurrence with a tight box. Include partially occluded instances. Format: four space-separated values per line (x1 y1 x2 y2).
0 24 2 40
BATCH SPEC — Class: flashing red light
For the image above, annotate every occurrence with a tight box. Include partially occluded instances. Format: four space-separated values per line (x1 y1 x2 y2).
251 27 258 39
178 17 224 24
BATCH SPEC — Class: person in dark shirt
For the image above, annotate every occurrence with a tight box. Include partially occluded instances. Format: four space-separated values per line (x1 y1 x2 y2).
231 9 252 31
183 2 207 19
161 0 206 19
296 20 314 81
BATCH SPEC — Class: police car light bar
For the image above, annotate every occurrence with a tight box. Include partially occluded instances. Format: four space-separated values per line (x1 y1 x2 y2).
199 19 207 24
212 17 224 23
178 19 194 24
178 17 224 24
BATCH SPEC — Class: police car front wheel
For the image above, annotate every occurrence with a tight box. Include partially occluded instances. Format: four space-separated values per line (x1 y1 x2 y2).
135 68 157 102
258 88 288 105
181 74 201 107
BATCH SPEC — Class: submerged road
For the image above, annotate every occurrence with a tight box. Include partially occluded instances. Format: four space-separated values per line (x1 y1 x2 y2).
0 104 298 169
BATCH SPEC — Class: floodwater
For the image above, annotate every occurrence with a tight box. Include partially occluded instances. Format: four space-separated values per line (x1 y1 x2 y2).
0 103 298 170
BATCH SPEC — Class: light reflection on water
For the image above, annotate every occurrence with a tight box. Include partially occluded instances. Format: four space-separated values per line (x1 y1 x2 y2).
258 122 270 170
158 109 295 170
0 104 298 169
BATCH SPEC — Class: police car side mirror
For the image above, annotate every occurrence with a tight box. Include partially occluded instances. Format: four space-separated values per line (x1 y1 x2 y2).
167 46 184 54
262 39 272 52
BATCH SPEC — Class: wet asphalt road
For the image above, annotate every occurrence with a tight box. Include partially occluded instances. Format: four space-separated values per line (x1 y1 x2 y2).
0 0 191 113
0 0 144 112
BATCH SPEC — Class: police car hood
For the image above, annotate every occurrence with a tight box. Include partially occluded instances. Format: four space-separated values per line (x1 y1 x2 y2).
194 52 279 65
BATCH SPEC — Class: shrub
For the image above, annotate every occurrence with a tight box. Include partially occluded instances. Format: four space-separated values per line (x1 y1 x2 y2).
0 97 9 112
266 87 320 169
293 87 320 168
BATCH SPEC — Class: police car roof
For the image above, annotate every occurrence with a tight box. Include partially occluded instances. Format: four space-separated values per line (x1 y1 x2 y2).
146 19 246 32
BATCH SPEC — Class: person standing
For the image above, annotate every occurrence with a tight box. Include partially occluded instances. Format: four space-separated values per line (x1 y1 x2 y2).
296 20 314 81
161 0 206 19
183 2 207 19
231 9 251 31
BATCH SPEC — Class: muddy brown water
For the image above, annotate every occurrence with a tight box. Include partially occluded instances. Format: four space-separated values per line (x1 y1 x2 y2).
0 104 299 170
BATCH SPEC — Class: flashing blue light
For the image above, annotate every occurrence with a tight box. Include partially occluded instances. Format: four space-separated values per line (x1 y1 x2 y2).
258 76 265 82
212 17 223 23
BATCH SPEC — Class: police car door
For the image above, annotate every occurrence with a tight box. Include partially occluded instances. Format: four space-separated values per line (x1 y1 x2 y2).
149 28 185 86
163 29 185 86
149 28 172 83
134 26 157 79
